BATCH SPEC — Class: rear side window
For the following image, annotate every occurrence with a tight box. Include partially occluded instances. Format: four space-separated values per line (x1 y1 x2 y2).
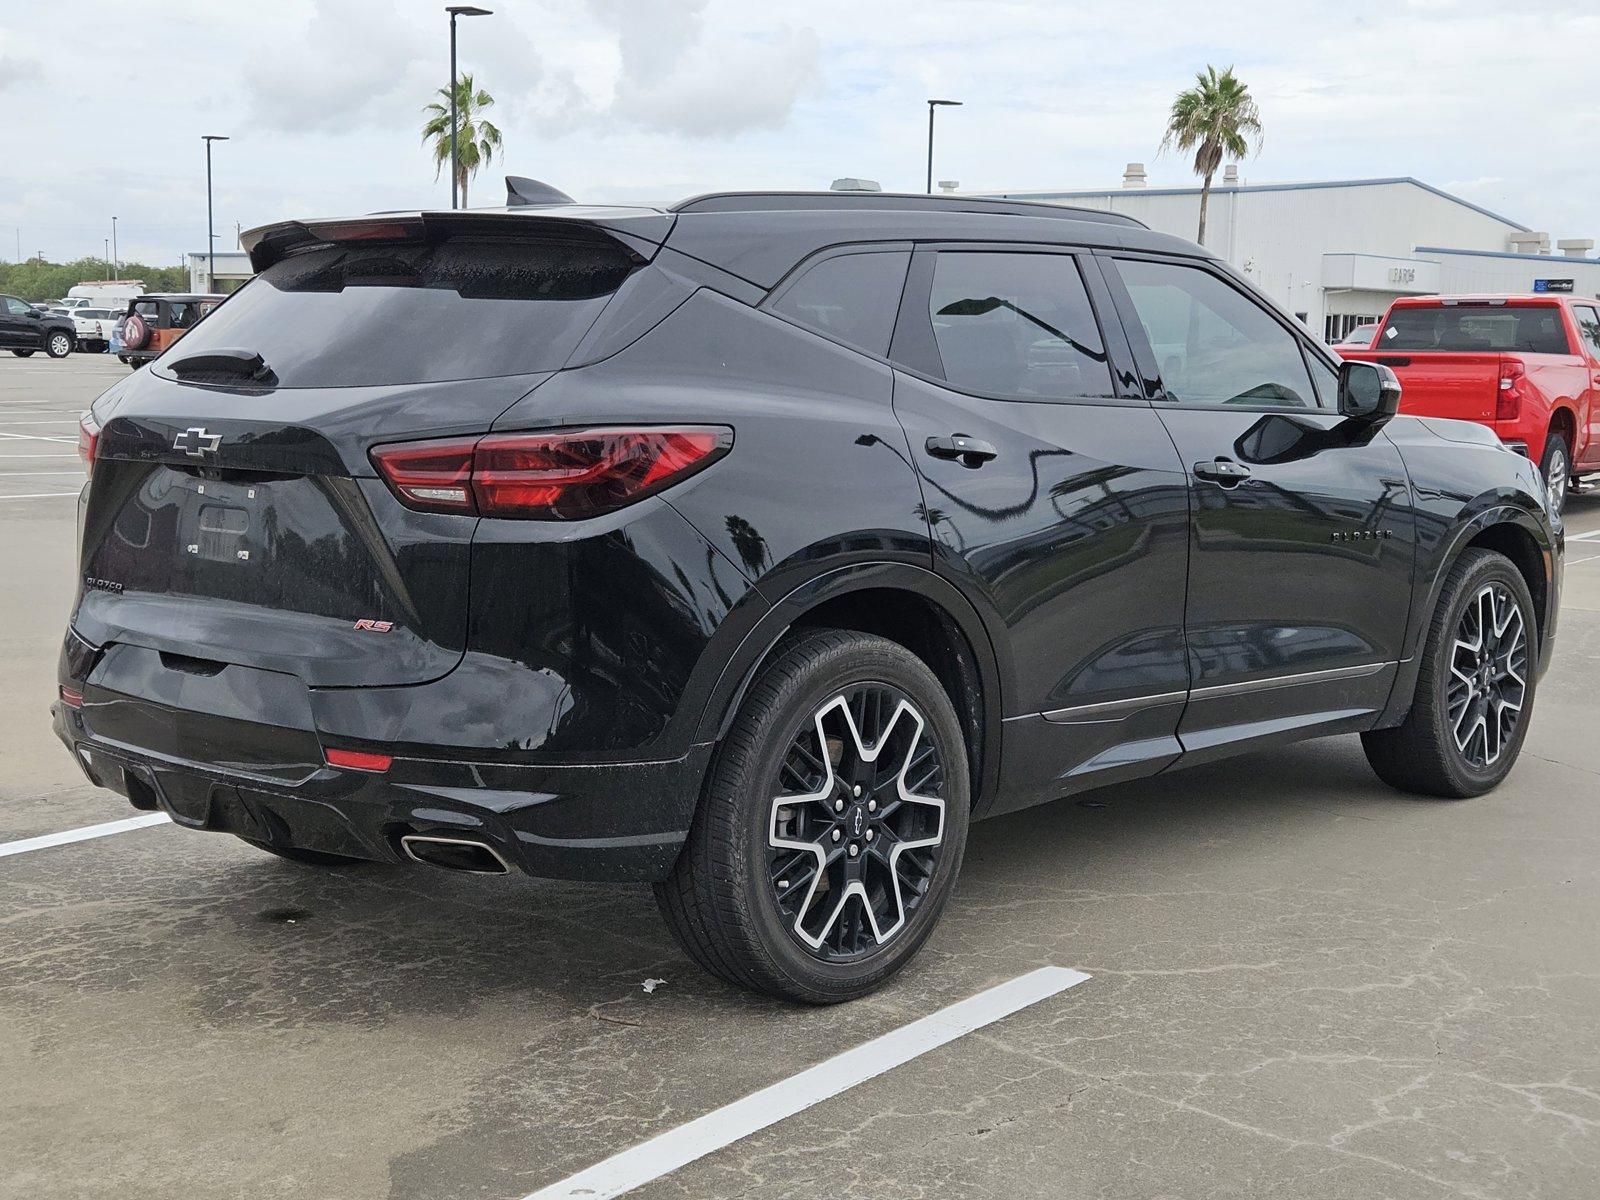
161 237 634 388
1114 258 1317 409
768 251 910 357
1380 304 1572 354
1571 306 1600 358
928 251 1113 400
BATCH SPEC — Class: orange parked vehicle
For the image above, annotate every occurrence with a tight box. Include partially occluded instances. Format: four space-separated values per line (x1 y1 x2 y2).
1338 294 1600 512
117 293 225 370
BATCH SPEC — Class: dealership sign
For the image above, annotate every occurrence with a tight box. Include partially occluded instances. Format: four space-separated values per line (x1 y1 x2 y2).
1534 278 1575 293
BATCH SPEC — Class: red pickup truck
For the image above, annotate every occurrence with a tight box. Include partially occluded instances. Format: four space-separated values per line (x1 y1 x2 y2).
1338 294 1600 511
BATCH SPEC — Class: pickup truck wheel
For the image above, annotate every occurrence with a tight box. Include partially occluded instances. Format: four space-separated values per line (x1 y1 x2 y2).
11 349 34 358
1540 433 1570 513
655 629 970 1003
1362 548 1536 798
46 331 72 358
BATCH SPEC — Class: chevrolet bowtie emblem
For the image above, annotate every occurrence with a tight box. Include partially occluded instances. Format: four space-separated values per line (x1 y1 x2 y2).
173 427 222 457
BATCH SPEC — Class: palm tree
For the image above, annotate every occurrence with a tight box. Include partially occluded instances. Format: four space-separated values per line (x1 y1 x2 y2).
1160 65 1262 246
421 74 502 208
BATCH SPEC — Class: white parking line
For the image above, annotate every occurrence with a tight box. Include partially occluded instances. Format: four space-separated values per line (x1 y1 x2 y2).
0 470 85 476
0 432 75 444
0 813 170 859
1566 529 1600 542
521 965 1091 1200
0 492 81 501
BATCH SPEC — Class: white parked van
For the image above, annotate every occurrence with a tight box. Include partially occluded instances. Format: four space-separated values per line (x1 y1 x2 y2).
66 281 145 311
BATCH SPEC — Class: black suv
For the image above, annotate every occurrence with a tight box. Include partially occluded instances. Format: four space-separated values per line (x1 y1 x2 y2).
57 185 1561 1002
2 294 74 358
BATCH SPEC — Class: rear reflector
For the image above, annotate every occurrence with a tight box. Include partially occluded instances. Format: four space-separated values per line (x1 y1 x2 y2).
370 426 732 520
325 748 393 772
59 685 84 709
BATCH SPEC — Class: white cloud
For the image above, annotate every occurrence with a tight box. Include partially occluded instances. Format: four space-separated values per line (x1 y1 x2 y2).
8 0 1600 263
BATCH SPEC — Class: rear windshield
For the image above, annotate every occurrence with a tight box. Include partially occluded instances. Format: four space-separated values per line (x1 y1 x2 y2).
159 237 634 387
1379 304 1572 354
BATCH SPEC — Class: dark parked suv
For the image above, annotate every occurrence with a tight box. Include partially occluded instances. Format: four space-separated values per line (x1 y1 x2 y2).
57 184 1561 1002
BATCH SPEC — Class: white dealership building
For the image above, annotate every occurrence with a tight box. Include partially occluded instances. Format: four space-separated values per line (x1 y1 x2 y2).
981 169 1600 343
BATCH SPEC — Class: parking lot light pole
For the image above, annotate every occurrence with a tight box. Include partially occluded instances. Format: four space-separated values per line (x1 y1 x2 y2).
202 136 228 290
111 216 118 283
926 99 962 194
446 6 493 210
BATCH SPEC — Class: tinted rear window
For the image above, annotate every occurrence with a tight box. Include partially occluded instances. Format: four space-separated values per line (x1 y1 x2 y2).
768 251 910 357
160 237 634 387
1380 304 1572 354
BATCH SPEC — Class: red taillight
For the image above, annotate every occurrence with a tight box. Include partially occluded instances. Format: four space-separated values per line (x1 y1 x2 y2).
370 427 732 520
1497 359 1526 421
368 439 476 512
59 685 84 709
78 414 99 475
325 747 393 772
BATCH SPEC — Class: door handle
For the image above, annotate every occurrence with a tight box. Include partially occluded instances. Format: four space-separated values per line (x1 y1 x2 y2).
925 434 999 467
1193 457 1252 487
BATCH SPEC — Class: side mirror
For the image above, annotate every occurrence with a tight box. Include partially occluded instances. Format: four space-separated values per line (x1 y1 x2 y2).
1338 360 1401 424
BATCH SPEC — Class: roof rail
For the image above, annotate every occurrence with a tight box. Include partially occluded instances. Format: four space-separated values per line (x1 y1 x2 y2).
669 190 1147 228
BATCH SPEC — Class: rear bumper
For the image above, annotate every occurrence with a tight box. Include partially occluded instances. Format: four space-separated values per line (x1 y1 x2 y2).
53 693 711 883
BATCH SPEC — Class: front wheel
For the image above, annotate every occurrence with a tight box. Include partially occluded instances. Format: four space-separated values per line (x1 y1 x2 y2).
11 349 34 358
656 630 971 1003
1362 549 1537 797
45 331 72 359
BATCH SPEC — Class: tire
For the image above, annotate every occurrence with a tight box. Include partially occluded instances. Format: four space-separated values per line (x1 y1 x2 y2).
121 313 150 351
1362 548 1537 798
1540 431 1571 514
45 331 72 359
11 349 34 358
236 836 365 867
655 629 971 1004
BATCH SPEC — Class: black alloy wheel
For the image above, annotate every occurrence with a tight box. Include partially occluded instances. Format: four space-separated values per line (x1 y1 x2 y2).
1445 581 1528 769
767 684 947 961
1363 548 1537 798
656 629 970 1004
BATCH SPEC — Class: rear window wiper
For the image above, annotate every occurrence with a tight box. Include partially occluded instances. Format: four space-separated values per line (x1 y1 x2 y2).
167 348 275 383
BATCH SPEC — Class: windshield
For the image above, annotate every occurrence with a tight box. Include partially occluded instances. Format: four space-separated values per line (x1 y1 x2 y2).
160 236 635 388
1379 304 1572 354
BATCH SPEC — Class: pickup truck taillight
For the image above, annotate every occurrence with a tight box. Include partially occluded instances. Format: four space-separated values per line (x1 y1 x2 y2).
370 427 733 520
1497 360 1527 421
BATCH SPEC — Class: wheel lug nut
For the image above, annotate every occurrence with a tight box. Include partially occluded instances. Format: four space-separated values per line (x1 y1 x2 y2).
834 798 844 813
848 843 859 858
867 799 877 813
831 829 842 843
852 785 862 797
865 829 875 842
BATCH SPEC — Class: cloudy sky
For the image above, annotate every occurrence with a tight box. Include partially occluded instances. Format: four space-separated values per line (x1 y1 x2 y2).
2 0 1596 266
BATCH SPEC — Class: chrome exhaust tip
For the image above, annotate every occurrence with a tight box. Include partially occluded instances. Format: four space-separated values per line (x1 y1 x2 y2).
399 834 511 875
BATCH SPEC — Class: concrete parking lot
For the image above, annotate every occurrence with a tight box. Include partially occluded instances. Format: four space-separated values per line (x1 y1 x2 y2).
3 355 1597 1200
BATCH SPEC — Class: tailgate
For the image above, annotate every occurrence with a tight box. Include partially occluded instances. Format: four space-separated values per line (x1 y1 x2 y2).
74 373 545 688
1341 349 1500 422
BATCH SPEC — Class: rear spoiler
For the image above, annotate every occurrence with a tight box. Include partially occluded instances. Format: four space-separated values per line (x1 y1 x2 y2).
241 205 674 273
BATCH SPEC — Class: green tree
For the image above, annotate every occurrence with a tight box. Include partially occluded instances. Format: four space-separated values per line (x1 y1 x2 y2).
1160 65 1263 246
0 257 190 303
421 73 502 208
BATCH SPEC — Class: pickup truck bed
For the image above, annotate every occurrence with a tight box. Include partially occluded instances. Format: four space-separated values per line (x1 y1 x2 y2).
1339 295 1600 511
